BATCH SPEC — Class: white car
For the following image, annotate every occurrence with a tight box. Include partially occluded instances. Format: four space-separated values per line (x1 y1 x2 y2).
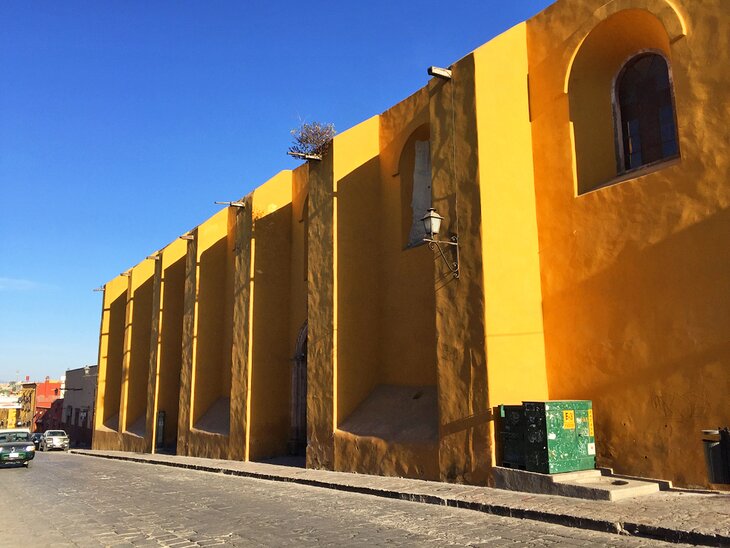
40 430 70 451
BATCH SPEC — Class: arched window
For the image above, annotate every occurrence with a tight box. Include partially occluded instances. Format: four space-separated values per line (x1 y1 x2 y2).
398 124 431 248
615 52 679 173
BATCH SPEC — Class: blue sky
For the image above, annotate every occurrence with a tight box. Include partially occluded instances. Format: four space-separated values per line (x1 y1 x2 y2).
0 1 554 382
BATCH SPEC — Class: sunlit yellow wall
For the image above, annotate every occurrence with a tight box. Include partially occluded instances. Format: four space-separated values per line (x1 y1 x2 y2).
248 171 294 460
335 90 439 480
334 116 381 428
122 259 155 438
472 23 549 469
223 210 235 399
329 109 441 480
306 117 380 470
188 208 232 459
95 276 127 441
378 89 437 389
527 0 730 487
289 164 309 351
92 0 726 489
94 270 149 452
282 165 309 460
150 239 187 450
191 209 229 427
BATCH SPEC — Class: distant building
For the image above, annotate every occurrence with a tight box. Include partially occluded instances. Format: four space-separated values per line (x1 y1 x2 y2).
19 378 63 432
0 394 21 428
37 398 64 432
18 383 36 430
0 382 20 396
61 366 98 447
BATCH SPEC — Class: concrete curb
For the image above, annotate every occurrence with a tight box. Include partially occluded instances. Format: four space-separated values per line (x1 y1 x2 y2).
71 450 730 547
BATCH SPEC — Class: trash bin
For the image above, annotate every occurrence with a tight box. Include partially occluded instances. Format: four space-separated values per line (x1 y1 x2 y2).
702 428 730 485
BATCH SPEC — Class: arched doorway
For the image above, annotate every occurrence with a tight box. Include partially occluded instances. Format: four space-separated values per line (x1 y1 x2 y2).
288 321 307 456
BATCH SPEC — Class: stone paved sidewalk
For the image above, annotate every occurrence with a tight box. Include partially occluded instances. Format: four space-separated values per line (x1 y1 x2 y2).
72 449 730 547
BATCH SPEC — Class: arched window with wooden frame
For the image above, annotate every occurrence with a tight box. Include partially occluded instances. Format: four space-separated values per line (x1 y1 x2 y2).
614 51 679 174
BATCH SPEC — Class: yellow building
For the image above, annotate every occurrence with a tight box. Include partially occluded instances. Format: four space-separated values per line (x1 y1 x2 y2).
0 403 20 429
93 0 729 488
18 384 36 430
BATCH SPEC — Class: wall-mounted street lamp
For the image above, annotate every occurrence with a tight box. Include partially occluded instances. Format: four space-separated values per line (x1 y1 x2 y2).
214 201 246 208
179 234 194 241
422 208 460 278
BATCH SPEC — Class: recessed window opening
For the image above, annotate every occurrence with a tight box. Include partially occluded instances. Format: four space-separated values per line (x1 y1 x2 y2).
615 52 679 174
399 123 432 248
408 140 432 247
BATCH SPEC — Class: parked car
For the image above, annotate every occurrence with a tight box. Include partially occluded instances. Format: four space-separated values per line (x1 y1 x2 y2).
30 432 43 449
0 429 35 467
40 430 70 451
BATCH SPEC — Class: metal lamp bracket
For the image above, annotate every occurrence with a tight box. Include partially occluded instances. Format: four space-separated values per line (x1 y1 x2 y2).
424 235 460 278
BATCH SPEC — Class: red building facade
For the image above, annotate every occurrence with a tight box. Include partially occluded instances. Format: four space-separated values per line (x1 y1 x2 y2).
32 378 63 432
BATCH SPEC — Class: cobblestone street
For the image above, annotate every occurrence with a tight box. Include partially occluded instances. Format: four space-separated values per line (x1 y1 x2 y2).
2 452 692 547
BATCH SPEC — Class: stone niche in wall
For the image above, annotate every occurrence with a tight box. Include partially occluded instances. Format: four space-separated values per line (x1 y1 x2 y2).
336 384 439 480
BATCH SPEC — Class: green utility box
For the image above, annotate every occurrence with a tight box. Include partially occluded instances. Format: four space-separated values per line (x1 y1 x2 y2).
498 400 595 474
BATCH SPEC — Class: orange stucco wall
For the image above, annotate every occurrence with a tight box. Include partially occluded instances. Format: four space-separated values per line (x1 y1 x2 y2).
527 0 729 487
123 260 154 437
186 208 233 459
335 130 381 427
289 165 309 355
148 239 187 450
379 91 437 390
248 172 294 461
94 265 150 453
95 276 127 436
472 23 550 469
94 0 727 489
